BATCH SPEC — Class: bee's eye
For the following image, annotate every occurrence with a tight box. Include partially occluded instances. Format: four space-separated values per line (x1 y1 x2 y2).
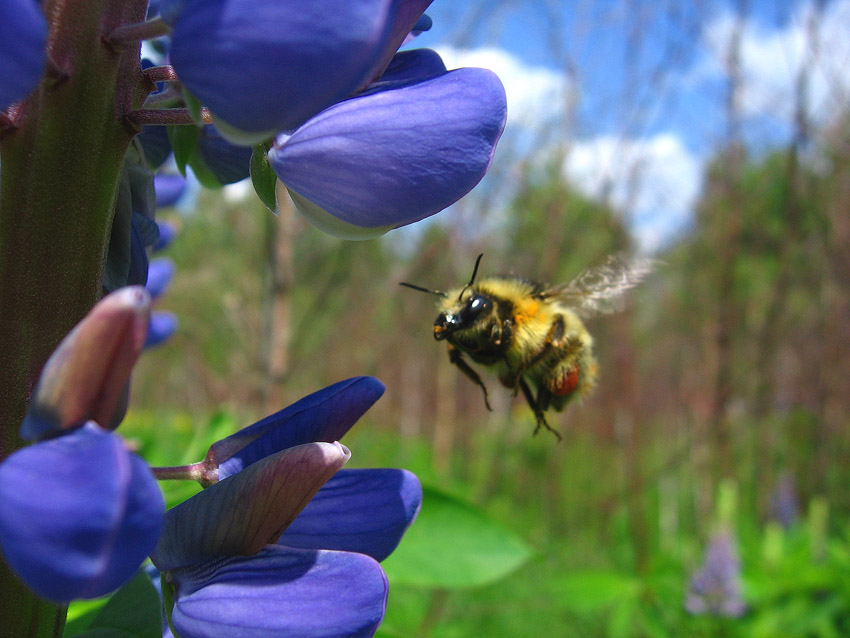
461 294 492 322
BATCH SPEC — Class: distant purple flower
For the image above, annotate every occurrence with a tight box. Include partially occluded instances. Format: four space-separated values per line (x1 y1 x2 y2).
0 0 46 110
685 530 746 617
164 0 433 138
0 290 165 603
769 472 799 529
151 377 422 637
269 52 506 238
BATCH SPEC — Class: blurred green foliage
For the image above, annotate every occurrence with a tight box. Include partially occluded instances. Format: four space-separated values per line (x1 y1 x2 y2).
126 116 850 636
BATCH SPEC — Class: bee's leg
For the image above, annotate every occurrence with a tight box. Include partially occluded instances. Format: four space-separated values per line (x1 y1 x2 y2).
448 344 493 411
514 316 581 378
518 378 562 441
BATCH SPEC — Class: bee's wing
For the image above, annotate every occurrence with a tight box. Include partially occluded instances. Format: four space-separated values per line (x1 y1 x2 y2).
538 254 657 317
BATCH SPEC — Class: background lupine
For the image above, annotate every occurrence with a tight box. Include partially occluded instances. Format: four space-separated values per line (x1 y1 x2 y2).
0 0 504 635
685 530 746 618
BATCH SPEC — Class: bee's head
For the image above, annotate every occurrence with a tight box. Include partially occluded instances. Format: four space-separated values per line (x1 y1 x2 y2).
433 293 493 340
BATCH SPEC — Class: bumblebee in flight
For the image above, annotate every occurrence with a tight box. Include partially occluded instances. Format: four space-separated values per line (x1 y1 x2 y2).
401 254 654 439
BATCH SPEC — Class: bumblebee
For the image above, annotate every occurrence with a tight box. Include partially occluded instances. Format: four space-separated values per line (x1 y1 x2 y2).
401 254 654 438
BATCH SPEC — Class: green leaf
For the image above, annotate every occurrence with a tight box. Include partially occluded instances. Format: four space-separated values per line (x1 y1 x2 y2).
250 143 278 213
187 151 224 190
182 88 205 127
64 599 108 636
381 485 532 589
547 569 641 614
77 569 162 638
168 125 200 177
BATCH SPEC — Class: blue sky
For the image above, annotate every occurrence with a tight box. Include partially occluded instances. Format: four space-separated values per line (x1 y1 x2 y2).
402 0 850 250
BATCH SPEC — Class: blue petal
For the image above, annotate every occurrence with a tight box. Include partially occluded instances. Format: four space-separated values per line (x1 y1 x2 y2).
127 214 155 287
168 0 397 135
146 258 175 299
196 125 252 184
0 424 164 602
138 125 172 169
170 546 387 638
0 0 46 110
145 311 178 349
154 174 187 207
153 221 178 252
269 67 506 230
215 377 384 480
373 48 446 87
279 469 421 561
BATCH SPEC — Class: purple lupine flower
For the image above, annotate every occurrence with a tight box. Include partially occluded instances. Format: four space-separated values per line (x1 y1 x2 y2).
163 0 433 139
146 312 179 349
685 530 746 617
151 377 422 637
0 0 46 110
195 125 253 185
269 51 507 238
147 258 176 300
20 287 151 440
0 289 165 602
769 472 799 529
153 220 179 252
145 258 179 349
154 174 188 208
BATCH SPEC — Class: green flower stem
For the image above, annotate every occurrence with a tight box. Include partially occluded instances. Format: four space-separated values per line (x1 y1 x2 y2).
0 0 151 634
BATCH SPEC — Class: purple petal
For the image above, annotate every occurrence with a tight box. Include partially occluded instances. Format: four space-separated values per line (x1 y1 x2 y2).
153 220 178 252
138 125 172 169
375 48 446 85
279 469 421 561
167 0 398 135
154 174 187 208
0 0 46 109
146 258 175 299
145 311 178 349
170 546 387 638
152 442 350 571
212 377 384 480
0 424 164 602
269 67 506 231
196 125 252 184
364 0 433 85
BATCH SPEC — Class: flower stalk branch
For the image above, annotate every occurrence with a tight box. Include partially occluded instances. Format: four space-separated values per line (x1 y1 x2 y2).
143 64 179 84
127 107 212 126
106 17 170 47
153 462 211 484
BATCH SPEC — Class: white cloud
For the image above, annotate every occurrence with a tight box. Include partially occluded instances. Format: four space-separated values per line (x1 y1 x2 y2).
434 46 570 132
698 0 850 126
432 45 702 252
564 133 702 252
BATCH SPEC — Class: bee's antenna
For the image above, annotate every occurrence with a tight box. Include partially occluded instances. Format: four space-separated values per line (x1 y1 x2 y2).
399 282 447 297
458 253 484 301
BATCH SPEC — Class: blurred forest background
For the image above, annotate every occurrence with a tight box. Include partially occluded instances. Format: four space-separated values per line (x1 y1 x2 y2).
125 1 850 636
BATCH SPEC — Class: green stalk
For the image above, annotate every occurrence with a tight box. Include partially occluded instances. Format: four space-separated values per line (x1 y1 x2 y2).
0 0 150 634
